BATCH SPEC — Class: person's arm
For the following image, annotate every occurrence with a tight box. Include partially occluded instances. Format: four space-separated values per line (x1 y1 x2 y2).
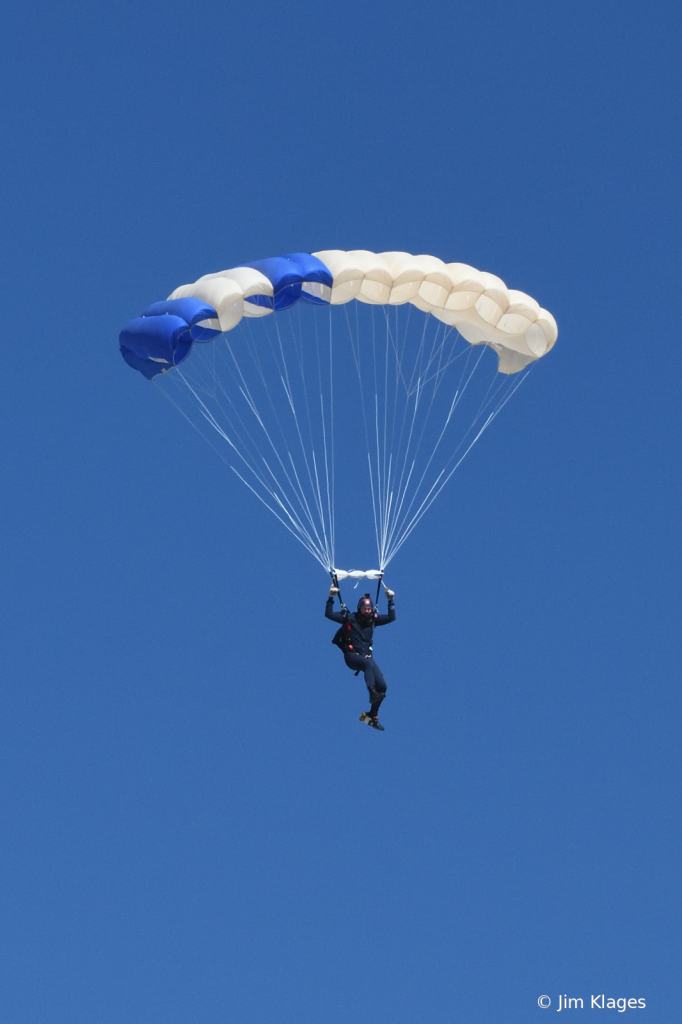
325 587 347 624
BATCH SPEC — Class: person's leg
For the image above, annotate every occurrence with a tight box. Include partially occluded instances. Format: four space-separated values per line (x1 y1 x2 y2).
364 659 387 719
344 653 387 728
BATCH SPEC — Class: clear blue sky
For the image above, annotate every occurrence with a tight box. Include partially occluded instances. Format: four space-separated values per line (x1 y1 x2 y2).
1 1 680 1021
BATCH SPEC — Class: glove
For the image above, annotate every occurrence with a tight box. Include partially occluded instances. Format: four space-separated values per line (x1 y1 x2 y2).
384 586 395 600
329 586 340 598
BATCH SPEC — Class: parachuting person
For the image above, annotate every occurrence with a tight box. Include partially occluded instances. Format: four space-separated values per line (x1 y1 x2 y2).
326 584 395 730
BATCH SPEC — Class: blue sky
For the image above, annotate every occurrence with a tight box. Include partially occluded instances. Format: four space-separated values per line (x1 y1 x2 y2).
1 1 680 1021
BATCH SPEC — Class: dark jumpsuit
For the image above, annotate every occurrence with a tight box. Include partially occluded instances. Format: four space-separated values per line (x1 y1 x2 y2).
325 596 396 710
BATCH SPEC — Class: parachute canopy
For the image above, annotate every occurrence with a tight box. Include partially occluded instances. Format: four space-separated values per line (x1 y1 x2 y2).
120 250 557 380
120 250 557 573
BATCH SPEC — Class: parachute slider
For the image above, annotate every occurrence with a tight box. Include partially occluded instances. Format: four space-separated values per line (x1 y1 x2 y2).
332 569 383 580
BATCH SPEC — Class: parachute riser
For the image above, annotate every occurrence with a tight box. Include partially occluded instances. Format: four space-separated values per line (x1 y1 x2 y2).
330 571 348 612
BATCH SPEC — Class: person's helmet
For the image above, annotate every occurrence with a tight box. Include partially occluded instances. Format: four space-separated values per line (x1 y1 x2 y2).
357 594 374 617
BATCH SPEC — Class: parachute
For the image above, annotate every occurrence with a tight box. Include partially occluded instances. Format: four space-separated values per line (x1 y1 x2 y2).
120 250 557 576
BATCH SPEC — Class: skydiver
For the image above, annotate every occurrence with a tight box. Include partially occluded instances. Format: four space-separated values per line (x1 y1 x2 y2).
326 584 395 731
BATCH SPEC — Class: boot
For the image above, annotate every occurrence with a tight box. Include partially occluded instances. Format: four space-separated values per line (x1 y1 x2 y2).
359 711 385 731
